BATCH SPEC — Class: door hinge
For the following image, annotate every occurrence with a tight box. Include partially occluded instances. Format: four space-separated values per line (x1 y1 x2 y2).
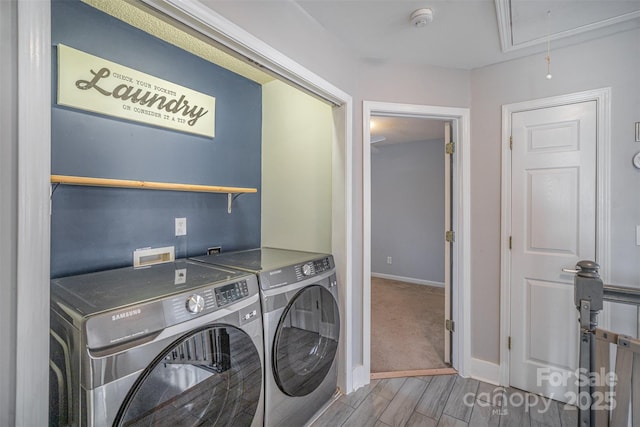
445 142 455 155
445 230 455 243
509 136 513 150
445 319 455 332
508 336 511 350
509 236 512 250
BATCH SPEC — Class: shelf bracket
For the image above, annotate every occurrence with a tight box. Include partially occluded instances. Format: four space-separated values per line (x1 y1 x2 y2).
227 193 243 214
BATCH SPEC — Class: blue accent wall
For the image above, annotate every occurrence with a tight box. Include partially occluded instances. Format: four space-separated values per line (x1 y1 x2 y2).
51 0 262 277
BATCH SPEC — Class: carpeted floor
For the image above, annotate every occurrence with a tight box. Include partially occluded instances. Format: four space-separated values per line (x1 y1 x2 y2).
370 277 446 373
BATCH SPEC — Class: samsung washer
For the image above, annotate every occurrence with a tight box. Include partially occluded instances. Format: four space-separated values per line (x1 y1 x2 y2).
49 259 264 427
192 248 340 427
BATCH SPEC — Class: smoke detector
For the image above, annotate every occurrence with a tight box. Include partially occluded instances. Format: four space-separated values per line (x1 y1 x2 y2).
410 8 433 27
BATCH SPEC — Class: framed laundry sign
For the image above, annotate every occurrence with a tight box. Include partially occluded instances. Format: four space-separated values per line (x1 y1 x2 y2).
57 44 216 138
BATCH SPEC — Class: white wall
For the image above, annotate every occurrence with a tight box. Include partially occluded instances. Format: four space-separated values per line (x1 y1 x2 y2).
470 28 640 364
0 1 17 424
262 80 333 253
371 139 445 284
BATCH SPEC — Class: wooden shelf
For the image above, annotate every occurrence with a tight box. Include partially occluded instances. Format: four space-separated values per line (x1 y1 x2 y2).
50 175 257 213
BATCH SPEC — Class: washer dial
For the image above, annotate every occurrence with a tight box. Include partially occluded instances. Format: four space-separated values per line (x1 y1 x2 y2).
186 294 205 314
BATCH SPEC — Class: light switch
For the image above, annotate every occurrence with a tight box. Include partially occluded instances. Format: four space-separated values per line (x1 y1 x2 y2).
637 225 640 246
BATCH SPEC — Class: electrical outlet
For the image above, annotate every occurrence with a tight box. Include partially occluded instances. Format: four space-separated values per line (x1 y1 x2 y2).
387 256 392 264
175 217 187 236
207 246 222 255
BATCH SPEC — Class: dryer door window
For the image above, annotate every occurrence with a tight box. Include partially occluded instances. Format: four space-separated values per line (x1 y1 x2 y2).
114 324 262 426
273 284 340 397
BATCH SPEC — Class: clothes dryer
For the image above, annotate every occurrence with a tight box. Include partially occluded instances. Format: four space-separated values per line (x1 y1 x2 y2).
192 248 340 427
49 259 264 426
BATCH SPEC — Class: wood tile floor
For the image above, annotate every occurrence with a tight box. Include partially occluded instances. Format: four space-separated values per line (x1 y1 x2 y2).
309 375 578 427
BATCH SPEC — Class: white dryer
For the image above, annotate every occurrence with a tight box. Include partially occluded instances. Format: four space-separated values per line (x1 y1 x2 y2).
49 259 264 426
192 248 340 427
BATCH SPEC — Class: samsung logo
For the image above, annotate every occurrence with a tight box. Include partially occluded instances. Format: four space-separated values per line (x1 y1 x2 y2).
269 270 282 275
112 308 142 321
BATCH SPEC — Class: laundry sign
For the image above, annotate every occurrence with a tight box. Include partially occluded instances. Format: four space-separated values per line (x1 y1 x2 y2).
57 44 215 138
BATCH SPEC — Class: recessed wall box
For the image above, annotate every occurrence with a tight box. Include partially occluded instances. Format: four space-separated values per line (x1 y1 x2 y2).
207 246 222 255
133 246 175 268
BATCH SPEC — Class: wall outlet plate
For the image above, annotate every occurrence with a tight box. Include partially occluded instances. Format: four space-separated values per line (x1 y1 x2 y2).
175 217 187 236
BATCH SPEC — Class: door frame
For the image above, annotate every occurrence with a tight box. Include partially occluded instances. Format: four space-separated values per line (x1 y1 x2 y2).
363 101 471 379
499 88 611 387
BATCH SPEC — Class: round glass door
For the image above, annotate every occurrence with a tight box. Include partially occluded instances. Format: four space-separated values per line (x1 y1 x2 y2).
273 285 340 397
115 324 261 426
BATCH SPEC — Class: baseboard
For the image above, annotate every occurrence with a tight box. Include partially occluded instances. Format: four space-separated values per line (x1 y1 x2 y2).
371 367 457 380
470 358 500 385
371 272 444 288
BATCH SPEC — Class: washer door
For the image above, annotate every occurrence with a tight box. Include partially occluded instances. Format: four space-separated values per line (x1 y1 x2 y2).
114 324 261 426
273 284 340 397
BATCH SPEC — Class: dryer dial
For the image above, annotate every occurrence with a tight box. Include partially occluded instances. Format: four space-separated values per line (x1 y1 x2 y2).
186 294 205 314
301 262 314 276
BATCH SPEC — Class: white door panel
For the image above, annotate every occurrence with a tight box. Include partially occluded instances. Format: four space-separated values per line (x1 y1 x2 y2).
510 101 597 402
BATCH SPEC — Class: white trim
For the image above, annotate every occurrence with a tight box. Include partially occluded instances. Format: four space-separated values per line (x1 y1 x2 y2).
140 0 348 106
16 0 51 424
363 101 471 380
371 272 444 288
471 358 501 386
499 87 611 388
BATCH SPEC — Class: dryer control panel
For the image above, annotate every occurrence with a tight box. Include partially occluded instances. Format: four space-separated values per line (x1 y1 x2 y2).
296 257 333 280
259 256 335 290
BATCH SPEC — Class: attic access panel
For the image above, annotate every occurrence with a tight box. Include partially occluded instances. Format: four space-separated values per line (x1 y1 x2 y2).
508 0 640 46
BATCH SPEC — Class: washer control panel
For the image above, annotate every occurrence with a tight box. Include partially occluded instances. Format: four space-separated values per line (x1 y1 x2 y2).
214 280 250 307
163 277 257 325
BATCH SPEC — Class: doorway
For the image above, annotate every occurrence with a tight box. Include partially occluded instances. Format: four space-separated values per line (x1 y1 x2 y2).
362 101 472 381
499 88 611 396
369 116 449 374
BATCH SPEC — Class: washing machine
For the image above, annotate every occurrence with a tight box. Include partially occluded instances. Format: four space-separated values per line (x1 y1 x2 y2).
191 248 340 427
49 259 264 427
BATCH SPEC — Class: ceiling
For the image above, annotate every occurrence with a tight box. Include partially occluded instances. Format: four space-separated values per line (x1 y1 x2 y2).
294 0 640 69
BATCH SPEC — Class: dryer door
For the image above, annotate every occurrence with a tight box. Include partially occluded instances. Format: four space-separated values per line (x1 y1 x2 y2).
273 284 340 397
114 324 261 426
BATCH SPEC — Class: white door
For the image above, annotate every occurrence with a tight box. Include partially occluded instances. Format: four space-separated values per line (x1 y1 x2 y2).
444 121 452 365
509 101 597 402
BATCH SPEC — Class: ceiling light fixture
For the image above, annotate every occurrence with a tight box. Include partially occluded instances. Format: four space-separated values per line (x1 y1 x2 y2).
545 10 552 80
410 8 433 28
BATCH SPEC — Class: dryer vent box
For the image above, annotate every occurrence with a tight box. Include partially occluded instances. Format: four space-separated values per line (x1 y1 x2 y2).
133 246 175 268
